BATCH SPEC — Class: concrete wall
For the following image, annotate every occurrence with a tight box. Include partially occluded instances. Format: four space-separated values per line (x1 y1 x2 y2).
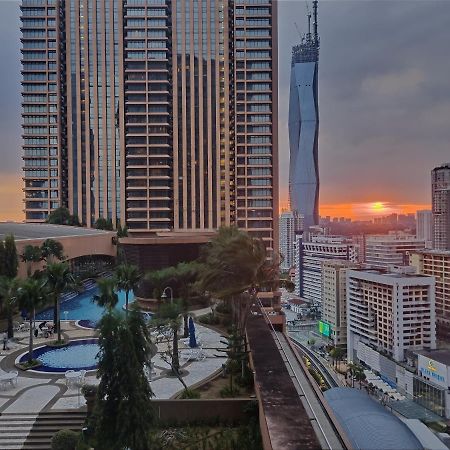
15 232 116 278
152 399 254 423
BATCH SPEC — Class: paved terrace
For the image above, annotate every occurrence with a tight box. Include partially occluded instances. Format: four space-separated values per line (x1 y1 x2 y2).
0 320 227 414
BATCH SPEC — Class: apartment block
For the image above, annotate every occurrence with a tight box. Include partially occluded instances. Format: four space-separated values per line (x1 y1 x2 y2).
321 259 359 347
347 266 436 363
21 0 279 252
279 210 303 271
416 210 433 249
365 234 425 269
432 163 450 250
410 249 450 336
296 235 357 303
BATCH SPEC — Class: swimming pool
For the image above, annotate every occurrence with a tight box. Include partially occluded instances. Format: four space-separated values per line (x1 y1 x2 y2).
35 285 135 325
17 339 99 373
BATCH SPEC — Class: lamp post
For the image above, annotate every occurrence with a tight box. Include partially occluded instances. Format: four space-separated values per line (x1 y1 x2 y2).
161 286 173 305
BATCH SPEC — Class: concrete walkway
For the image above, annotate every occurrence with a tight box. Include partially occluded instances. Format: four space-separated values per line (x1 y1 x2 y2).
0 317 226 415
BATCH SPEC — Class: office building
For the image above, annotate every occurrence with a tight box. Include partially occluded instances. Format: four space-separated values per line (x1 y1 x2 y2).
321 260 359 347
432 163 450 250
365 234 425 269
21 0 278 252
347 266 436 363
295 235 357 303
416 210 433 248
288 0 319 233
410 249 450 337
279 210 303 271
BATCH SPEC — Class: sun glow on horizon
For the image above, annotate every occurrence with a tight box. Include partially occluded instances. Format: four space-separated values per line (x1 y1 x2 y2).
371 202 386 212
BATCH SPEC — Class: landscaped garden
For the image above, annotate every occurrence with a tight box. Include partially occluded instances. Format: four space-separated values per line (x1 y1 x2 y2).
0 225 288 449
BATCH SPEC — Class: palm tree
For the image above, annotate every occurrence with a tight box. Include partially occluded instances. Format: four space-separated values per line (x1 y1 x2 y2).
155 302 182 374
93 278 119 310
347 362 363 388
354 367 366 389
173 262 200 338
329 347 345 369
44 262 76 342
0 277 20 338
21 245 42 277
17 278 46 363
198 227 267 333
115 264 142 317
40 239 64 264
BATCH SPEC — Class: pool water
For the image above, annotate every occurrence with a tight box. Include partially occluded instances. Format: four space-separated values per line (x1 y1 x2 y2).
19 339 100 372
35 286 134 324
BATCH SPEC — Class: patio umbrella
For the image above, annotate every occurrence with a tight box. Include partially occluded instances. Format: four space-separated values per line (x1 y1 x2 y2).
188 317 197 348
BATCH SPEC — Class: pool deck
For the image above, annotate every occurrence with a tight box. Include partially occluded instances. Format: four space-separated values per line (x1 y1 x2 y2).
0 313 227 415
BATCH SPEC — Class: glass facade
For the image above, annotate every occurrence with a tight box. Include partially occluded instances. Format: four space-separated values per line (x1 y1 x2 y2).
21 0 278 252
21 0 64 222
413 376 445 417
288 4 319 234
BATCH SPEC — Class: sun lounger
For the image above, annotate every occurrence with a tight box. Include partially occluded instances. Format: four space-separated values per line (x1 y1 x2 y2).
0 370 18 390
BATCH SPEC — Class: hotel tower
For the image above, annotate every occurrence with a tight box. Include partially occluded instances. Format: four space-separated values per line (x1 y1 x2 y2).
21 0 279 253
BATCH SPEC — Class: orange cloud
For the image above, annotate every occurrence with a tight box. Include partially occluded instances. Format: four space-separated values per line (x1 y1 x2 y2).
319 202 430 220
0 174 23 222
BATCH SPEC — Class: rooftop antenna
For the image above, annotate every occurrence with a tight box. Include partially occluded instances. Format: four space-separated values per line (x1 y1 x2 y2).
294 22 302 40
306 1 312 40
313 0 319 45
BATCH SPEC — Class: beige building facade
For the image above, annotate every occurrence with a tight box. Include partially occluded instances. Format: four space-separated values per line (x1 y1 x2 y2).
410 250 450 337
21 0 279 254
321 260 359 348
347 267 436 363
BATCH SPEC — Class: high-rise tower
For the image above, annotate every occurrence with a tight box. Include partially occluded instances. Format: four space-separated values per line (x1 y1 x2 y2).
432 163 450 250
288 0 319 234
21 0 278 253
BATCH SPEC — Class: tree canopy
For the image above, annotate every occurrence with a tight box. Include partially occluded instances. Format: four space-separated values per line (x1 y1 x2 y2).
46 207 81 226
95 309 155 450
95 217 114 231
3 235 18 279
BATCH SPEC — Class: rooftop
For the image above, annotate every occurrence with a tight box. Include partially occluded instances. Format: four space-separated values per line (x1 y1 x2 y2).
416 348 450 366
350 267 430 279
246 308 320 449
324 388 423 450
0 222 113 241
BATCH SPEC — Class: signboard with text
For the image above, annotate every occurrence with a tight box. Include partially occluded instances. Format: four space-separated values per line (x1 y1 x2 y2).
418 355 448 388
318 321 331 338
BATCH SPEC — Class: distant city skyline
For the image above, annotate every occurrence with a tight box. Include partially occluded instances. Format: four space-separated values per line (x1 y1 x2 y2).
0 1 449 222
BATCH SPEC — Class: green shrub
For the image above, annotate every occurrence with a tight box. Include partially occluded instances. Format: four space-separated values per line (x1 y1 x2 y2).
215 302 231 314
220 386 240 398
236 366 254 389
51 429 79 450
180 389 200 399
198 312 220 325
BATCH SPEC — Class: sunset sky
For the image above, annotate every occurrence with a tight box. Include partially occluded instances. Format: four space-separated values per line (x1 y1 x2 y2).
1 1 449 222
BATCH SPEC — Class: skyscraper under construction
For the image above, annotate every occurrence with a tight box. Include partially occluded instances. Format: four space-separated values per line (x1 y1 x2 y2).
288 0 319 235
21 0 279 254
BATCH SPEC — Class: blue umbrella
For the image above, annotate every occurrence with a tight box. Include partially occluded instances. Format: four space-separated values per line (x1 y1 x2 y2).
188 317 197 348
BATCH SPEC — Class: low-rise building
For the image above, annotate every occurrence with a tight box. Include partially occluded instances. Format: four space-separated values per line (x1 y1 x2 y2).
0 222 116 278
321 260 359 347
347 266 436 363
295 235 357 304
414 349 450 418
365 234 425 269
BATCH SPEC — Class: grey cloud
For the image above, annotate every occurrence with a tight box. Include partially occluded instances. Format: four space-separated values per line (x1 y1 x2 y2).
278 0 450 206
